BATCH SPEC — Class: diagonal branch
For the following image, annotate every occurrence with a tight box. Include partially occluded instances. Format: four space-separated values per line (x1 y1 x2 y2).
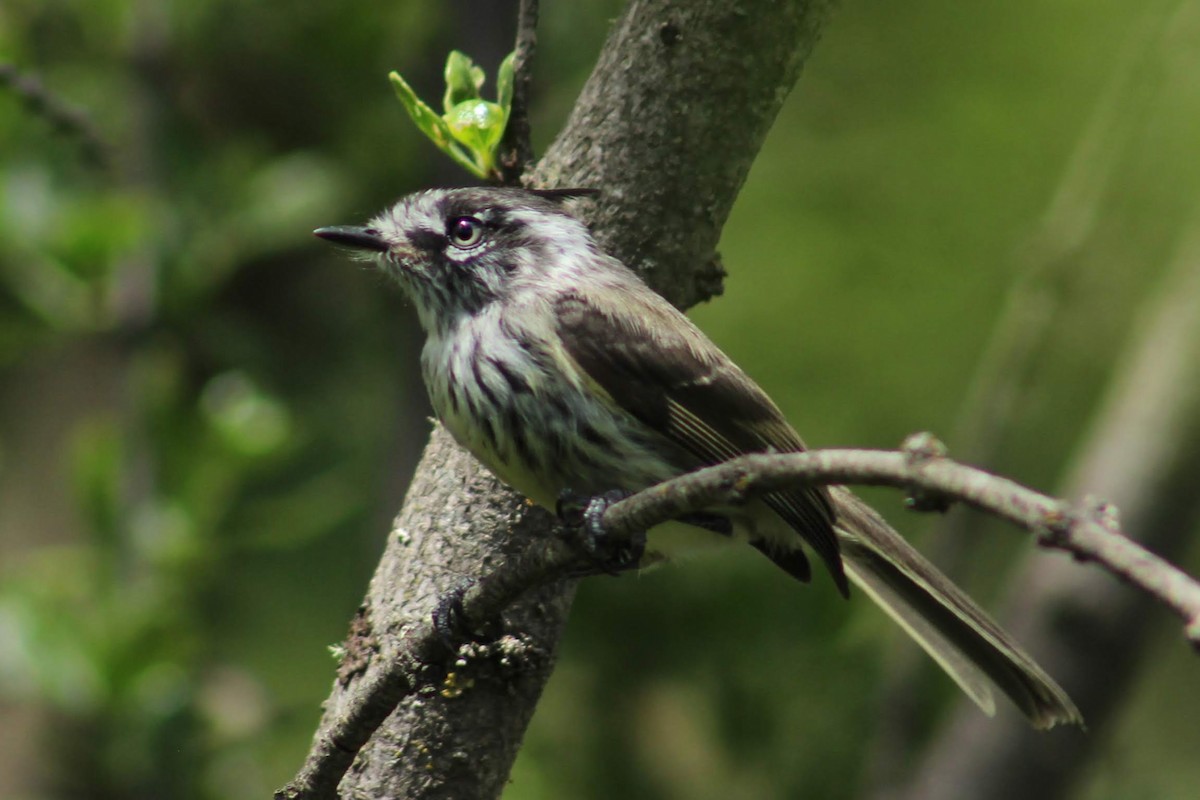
863 18 1183 785
885 205 1200 800
278 437 1200 800
0 63 110 169
599 444 1200 641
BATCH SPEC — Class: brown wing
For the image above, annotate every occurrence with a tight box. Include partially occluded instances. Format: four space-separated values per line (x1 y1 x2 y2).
554 290 847 595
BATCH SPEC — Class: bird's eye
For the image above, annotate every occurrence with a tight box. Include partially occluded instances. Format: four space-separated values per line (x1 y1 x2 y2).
447 216 485 249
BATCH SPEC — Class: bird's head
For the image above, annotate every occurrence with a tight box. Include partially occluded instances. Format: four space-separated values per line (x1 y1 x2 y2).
315 187 598 331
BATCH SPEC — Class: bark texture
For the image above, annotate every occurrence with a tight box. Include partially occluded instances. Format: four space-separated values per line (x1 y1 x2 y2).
531 0 835 306
308 2 838 798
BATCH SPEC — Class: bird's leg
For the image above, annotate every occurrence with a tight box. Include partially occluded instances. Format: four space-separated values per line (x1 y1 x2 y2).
555 488 646 577
431 577 498 651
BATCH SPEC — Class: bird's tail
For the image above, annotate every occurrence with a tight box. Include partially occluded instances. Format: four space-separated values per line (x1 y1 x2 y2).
830 487 1083 729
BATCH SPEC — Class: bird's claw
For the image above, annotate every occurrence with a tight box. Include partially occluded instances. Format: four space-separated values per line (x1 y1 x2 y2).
556 488 646 576
432 577 494 651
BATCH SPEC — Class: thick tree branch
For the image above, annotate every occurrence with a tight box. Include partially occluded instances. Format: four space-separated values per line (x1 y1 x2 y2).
285 3 839 799
528 1 837 306
280 435 1200 800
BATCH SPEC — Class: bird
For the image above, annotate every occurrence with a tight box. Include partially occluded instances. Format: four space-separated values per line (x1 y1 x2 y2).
314 185 1082 729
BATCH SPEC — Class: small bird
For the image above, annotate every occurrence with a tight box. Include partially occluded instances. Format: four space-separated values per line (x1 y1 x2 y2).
315 186 1082 729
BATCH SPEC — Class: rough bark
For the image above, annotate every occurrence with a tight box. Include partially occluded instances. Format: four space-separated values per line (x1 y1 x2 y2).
305 2 838 799
530 1 835 306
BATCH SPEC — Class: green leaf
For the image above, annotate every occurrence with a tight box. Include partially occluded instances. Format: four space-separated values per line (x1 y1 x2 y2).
443 51 485 113
389 71 455 151
390 71 485 177
446 100 507 161
496 52 515 123
391 49 518 180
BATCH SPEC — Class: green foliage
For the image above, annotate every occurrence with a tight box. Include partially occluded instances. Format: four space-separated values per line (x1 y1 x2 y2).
2 1 1199 800
390 50 515 179
0 2 431 797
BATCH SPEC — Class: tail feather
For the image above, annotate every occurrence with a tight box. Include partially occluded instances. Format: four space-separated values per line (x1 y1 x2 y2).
830 487 1083 729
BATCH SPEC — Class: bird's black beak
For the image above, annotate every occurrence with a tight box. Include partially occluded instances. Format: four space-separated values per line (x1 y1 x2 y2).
313 226 389 253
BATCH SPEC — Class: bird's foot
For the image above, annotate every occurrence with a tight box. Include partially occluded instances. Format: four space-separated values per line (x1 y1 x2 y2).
556 488 646 577
431 577 497 652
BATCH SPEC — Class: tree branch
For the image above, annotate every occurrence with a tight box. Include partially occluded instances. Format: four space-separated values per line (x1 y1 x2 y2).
0 63 110 169
279 435 1200 800
279 3 842 799
884 208 1200 800
496 0 537 183
862 18 1183 786
598 444 1200 643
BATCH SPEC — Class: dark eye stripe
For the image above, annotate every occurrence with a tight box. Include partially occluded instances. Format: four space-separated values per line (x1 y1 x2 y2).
409 229 446 252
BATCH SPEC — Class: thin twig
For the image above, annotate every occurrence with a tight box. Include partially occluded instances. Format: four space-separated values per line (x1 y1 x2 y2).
863 24 1171 784
0 63 110 169
277 440 1200 800
275 631 433 800
604 447 1200 639
884 208 1200 800
497 0 538 184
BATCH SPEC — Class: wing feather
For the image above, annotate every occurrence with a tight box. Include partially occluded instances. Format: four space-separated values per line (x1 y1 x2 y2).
554 289 847 593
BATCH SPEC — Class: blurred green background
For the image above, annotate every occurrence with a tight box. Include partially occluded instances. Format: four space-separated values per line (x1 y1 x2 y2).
2 1 1198 798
